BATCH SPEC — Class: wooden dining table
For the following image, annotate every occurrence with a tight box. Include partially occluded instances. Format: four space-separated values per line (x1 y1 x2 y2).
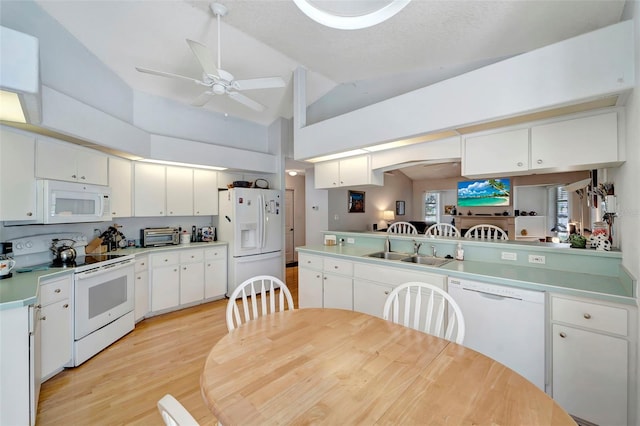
200 308 576 425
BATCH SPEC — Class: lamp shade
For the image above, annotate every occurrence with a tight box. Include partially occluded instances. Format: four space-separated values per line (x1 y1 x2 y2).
383 210 395 221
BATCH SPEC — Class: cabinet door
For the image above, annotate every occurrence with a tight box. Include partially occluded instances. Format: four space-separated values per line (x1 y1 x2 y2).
314 161 340 188
150 265 180 311
180 262 204 305
323 274 352 310
40 298 72 380
35 139 77 182
134 270 149 322
76 148 108 185
108 157 132 217
134 163 166 216
166 166 193 216
531 112 619 171
0 129 38 221
338 156 369 186
298 267 323 308
353 279 393 319
552 324 627 425
462 128 529 177
194 169 218 215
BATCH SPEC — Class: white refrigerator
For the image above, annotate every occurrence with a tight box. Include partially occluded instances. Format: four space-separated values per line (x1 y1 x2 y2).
218 188 284 296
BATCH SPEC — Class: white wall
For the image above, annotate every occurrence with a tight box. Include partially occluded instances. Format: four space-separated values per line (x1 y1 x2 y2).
304 169 328 246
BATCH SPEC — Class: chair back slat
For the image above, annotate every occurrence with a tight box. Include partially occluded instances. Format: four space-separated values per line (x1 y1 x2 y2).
226 275 294 332
387 221 418 234
383 282 466 344
464 224 508 240
425 223 461 237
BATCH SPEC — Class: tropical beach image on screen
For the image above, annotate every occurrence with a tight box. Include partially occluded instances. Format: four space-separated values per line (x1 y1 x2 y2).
458 178 511 207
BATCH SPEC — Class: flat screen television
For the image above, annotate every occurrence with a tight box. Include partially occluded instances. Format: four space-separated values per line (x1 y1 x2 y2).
458 178 511 207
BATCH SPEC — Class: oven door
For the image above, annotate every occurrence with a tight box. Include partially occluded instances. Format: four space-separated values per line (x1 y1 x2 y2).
74 260 134 340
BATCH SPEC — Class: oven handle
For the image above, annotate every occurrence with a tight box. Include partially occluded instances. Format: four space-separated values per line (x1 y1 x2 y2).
75 259 134 279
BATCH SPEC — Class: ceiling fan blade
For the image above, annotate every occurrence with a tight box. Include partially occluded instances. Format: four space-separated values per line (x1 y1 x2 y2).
234 76 286 91
191 91 214 107
228 92 266 112
186 39 218 77
135 66 202 85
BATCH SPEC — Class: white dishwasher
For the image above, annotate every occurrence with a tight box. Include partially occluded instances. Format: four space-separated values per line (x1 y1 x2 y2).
448 277 546 390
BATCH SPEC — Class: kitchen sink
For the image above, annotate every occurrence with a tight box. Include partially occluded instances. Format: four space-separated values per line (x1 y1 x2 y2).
365 251 410 261
400 256 453 267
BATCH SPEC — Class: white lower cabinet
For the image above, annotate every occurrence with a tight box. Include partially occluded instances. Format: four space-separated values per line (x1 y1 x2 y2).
550 294 636 426
150 245 228 314
39 275 72 381
353 280 393 318
179 249 204 305
204 246 227 300
298 254 353 309
298 265 323 308
134 255 149 322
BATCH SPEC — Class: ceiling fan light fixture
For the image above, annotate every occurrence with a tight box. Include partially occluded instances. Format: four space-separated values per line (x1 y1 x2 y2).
292 0 411 30
212 83 226 95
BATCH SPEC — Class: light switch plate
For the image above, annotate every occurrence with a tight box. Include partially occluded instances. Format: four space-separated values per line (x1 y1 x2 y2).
528 254 546 264
501 252 517 261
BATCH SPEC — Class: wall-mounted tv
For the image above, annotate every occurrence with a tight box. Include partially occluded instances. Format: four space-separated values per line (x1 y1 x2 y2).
457 178 511 207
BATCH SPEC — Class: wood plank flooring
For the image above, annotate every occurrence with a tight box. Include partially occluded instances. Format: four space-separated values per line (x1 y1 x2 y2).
36 267 298 425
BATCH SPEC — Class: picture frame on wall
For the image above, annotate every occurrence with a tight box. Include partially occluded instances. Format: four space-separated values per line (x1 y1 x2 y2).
396 200 405 216
348 191 365 213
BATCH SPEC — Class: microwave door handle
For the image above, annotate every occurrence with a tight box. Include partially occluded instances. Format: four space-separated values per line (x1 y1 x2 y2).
98 195 105 217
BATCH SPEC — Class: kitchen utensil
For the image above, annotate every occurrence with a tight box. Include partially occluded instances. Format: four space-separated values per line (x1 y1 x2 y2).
86 237 103 254
50 238 77 263
254 178 269 189
232 180 252 188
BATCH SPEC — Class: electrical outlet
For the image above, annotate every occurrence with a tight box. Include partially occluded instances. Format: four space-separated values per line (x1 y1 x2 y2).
333 214 339 221
347 238 355 244
501 252 517 261
528 254 546 264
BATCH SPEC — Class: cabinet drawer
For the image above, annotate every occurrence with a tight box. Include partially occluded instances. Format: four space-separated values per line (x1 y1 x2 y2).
323 258 353 276
299 253 322 270
151 252 180 267
180 249 203 263
135 255 149 273
204 246 226 260
353 262 445 288
551 296 627 336
40 276 71 305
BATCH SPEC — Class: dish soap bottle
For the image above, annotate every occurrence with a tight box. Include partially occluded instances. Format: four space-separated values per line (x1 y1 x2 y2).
455 242 464 261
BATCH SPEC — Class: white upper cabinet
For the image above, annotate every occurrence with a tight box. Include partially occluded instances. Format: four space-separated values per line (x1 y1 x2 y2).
108 157 132 218
462 111 623 178
193 169 218 216
133 163 166 217
530 112 620 171
166 166 193 216
315 155 383 189
462 128 529 177
36 138 108 185
0 128 38 221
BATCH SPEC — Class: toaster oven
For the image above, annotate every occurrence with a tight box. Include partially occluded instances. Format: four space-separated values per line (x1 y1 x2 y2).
141 228 179 247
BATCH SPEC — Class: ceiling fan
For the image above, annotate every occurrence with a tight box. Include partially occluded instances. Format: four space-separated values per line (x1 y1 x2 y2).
135 3 285 112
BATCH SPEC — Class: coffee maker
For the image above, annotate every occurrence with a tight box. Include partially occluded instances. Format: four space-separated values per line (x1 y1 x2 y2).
0 242 14 280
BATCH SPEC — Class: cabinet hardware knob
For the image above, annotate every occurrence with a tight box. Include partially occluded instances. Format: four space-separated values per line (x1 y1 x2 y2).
384 291 389 295
27 212 33 216
324 277 327 280
81 176 86 180
170 211 173 214
174 269 178 272
334 266 338 269
164 259 168 262
41 316 47 321
112 212 116 215
559 332 567 338
517 162 523 167
536 159 543 164
207 264 211 267
63 303 69 309
316 274 320 278
72 174 77 178
35 304 42 309
583 313 591 319
55 288 61 293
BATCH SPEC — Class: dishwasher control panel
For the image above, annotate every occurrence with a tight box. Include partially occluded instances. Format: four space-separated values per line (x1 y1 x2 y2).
448 278 544 302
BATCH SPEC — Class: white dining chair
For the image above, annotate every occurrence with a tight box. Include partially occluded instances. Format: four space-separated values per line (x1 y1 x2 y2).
157 394 200 426
425 223 461 237
226 275 295 332
383 281 465 344
464 224 508 240
387 221 418 234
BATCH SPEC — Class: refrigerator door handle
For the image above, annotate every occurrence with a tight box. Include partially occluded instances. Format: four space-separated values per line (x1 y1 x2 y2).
258 193 265 249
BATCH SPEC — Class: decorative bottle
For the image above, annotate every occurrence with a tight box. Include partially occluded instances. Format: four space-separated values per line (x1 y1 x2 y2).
455 242 464 261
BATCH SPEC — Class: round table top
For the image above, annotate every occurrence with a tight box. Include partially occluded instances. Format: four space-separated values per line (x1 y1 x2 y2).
201 308 575 425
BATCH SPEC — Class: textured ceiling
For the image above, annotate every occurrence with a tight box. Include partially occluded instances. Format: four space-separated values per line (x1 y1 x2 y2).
35 0 627 127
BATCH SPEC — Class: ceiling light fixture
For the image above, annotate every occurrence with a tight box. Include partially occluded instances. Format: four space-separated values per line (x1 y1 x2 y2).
288 171 298 176
292 0 411 30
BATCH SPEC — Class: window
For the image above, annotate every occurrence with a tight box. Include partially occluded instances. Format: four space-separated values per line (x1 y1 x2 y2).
424 192 440 223
552 186 569 240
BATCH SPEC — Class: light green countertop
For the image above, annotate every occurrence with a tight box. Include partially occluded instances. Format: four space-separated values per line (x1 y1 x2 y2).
297 244 635 305
0 241 228 311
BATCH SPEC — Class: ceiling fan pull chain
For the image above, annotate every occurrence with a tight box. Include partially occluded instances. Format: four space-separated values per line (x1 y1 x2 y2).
217 11 222 71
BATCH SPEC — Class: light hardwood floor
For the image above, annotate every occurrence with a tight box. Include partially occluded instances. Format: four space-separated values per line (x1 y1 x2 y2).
36 266 298 425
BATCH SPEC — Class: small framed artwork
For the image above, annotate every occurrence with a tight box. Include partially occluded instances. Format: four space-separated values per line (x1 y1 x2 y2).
444 205 456 215
348 190 365 213
395 200 405 216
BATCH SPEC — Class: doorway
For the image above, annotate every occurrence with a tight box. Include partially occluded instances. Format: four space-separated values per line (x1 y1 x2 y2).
285 189 295 265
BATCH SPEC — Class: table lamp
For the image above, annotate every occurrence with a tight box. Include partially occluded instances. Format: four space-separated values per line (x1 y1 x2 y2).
383 210 395 227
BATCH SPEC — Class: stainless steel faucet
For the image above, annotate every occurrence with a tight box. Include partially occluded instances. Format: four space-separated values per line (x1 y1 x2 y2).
431 245 437 257
385 236 391 253
413 240 422 255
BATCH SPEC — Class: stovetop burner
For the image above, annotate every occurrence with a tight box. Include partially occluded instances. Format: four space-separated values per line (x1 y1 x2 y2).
50 253 128 269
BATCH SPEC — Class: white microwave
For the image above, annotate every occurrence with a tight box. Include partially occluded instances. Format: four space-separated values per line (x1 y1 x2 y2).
40 180 112 224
